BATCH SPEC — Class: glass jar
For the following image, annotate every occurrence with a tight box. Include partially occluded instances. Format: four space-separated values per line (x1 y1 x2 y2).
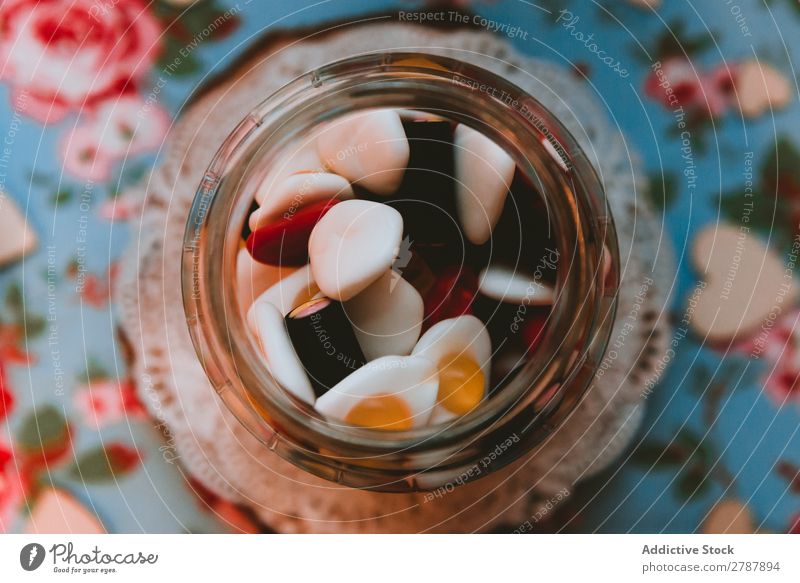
182 52 619 492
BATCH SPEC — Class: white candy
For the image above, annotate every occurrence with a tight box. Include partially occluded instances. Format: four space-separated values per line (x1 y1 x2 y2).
478 265 555 305
309 199 403 301
247 264 319 333
255 142 325 205
249 172 353 232
315 355 438 428
412 315 492 423
344 271 423 360
316 109 409 196
454 124 515 245
235 248 297 314
251 301 315 404
413 315 492 384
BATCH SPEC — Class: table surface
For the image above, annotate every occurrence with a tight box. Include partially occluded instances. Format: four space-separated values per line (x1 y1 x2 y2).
1 0 798 534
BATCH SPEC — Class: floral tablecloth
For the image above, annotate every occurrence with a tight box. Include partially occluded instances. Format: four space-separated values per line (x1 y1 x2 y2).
0 0 798 533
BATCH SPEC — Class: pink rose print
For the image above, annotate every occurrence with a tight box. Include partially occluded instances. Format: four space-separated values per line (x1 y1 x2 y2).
98 188 146 222
0 363 13 422
60 95 169 182
67 262 119 308
645 57 735 117
73 378 146 429
765 368 800 407
0 440 26 533
189 477 260 533
645 57 791 119
741 310 800 407
0 0 161 124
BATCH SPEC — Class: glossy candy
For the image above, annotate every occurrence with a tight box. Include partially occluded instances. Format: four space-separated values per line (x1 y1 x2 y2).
344 271 423 361
315 355 438 429
423 265 479 327
394 250 437 298
254 142 326 205
412 315 491 423
316 109 409 196
358 119 469 269
238 109 563 428
308 199 404 301
454 124 515 245
249 172 353 232
247 199 339 266
436 353 485 415
251 301 316 404
285 297 367 399
248 264 318 321
477 265 555 306
344 394 414 431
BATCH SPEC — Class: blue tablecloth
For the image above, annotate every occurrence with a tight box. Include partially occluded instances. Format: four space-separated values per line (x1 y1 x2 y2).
0 0 798 533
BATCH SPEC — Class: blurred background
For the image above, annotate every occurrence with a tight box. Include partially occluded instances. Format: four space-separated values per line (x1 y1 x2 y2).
0 0 798 533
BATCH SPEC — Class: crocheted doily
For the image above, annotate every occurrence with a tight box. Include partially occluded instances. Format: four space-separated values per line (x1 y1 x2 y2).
116 22 674 533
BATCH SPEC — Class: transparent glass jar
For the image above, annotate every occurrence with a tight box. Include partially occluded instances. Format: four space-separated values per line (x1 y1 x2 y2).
182 52 619 492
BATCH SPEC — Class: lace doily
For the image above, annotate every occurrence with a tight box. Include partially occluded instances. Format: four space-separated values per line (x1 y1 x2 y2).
116 22 674 533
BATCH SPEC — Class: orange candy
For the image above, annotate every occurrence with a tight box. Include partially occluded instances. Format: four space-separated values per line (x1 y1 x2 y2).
437 354 485 415
345 394 414 431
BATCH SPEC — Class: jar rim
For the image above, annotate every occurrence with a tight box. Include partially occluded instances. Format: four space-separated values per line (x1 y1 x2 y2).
182 51 619 488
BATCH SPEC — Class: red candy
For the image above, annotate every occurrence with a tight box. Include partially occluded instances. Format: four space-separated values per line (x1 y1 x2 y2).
246 199 339 266
522 310 549 353
423 266 479 328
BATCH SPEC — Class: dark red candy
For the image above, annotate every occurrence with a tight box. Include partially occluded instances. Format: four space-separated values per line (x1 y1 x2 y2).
395 250 437 298
522 310 549 353
423 266 479 327
246 199 339 266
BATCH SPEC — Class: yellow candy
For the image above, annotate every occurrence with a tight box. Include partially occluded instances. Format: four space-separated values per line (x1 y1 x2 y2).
437 354 485 415
345 394 413 431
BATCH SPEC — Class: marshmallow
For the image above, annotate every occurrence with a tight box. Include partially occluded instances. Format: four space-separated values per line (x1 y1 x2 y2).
251 301 315 404
255 143 325 205
309 200 403 301
345 271 423 360
247 264 319 327
478 265 555 305
315 355 438 429
412 315 492 423
454 124 515 245
316 109 409 196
